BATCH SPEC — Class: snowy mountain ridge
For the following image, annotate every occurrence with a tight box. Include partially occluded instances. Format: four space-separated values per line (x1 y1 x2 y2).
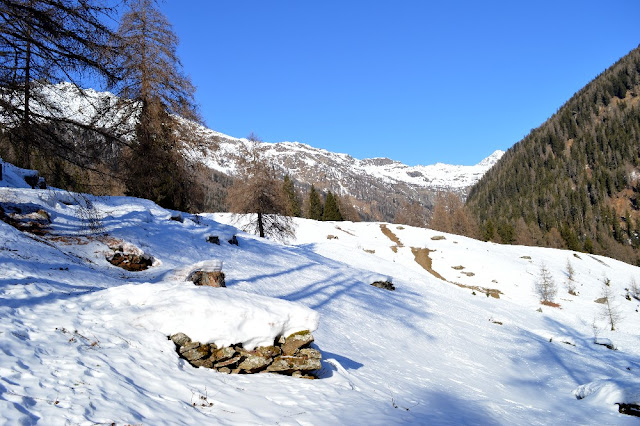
191 124 504 193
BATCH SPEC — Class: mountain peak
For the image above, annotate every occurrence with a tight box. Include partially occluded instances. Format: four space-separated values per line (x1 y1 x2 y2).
476 150 505 167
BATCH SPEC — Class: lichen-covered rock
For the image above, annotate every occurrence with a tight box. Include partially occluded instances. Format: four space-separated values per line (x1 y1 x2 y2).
281 330 314 356
298 348 322 360
238 354 272 373
213 346 236 362
255 345 281 358
180 343 211 361
173 332 321 378
214 355 242 369
188 270 226 287
267 355 321 374
191 357 215 368
170 333 191 347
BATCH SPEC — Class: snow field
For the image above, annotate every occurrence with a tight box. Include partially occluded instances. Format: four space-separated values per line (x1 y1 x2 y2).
0 164 639 424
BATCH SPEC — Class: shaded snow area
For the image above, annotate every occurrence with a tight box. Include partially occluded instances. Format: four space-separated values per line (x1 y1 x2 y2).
1 167 640 424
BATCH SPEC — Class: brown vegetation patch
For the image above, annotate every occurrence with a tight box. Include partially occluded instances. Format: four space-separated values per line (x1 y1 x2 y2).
462 271 475 277
431 235 446 241
335 226 355 236
363 249 375 254
452 265 465 270
411 247 445 281
380 224 403 247
410 247 502 298
541 300 561 308
47 235 92 245
457 283 502 299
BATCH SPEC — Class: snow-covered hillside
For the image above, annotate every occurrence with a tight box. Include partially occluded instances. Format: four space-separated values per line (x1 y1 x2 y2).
1 159 639 424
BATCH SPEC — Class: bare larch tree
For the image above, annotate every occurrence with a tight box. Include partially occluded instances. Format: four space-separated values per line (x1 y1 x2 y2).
227 134 294 241
115 0 201 211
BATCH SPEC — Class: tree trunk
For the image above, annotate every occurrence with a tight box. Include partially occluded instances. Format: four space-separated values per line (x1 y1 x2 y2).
22 29 32 168
257 212 265 238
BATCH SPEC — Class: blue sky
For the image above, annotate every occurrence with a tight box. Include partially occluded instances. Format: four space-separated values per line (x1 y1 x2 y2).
159 1 639 166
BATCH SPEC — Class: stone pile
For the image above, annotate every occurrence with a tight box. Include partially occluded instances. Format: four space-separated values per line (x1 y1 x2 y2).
170 330 321 379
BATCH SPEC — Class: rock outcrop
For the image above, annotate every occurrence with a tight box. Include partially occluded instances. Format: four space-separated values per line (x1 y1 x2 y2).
370 280 395 291
0 203 51 235
170 330 321 378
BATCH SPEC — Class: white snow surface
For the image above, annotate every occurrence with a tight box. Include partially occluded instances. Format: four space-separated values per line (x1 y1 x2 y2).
1 162 640 424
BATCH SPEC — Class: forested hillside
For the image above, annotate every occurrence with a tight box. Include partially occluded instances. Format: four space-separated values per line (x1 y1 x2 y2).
467 45 640 264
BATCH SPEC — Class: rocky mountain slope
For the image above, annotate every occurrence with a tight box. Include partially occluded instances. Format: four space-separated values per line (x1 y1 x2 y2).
186 124 503 220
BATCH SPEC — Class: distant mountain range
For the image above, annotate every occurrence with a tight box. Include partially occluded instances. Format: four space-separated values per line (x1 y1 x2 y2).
37 82 503 221
181 123 503 220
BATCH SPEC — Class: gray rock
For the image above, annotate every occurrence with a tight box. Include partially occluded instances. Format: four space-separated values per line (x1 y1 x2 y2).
214 355 242 369
170 333 191 347
267 355 321 374
371 280 395 291
281 330 314 356
213 346 236 362
181 344 211 361
298 348 322 360
238 354 272 373
188 270 226 287
179 341 201 353
191 357 215 368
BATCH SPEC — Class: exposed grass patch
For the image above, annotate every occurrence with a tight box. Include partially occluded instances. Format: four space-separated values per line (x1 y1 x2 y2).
452 265 465 270
410 247 502 298
380 224 403 247
411 247 446 281
462 271 475 277
431 235 446 241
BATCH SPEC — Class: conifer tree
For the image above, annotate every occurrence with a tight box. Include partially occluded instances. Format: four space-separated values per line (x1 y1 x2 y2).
322 191 342 221
282 174 301 217
307 185 323 220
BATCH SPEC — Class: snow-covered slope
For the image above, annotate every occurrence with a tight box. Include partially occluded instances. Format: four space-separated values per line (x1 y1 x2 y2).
1 160 639 424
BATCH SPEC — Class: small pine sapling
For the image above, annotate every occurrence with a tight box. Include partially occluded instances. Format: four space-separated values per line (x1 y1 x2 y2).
599 278 622 331
628 278 640 301
535 262 558 304
565 259 577 295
